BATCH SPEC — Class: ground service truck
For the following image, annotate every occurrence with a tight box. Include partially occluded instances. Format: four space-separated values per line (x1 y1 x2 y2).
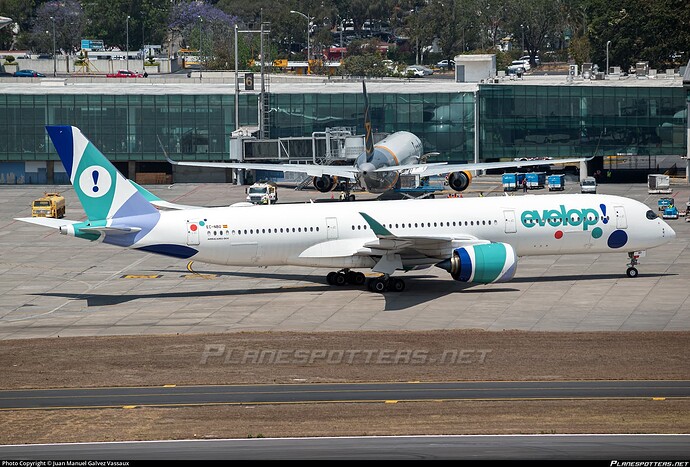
246 182 278 204
31 192 66 218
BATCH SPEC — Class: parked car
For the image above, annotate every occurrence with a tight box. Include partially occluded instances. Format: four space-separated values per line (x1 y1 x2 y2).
405 64 433 77
13 69 46 78
106 69 143 78
436 59 454 70
519 55 540 66
507 60 528 75
513 59 531 71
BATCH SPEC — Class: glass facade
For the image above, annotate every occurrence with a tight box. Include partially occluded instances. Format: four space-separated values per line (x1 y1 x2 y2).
0 93 257 162
269 91 476 163
480 85 687 169
0 84 686 183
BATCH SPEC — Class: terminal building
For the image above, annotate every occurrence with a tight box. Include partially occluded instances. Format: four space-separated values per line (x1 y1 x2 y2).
0 68 688 185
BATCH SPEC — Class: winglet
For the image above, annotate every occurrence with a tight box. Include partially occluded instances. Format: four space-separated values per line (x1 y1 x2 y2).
158 135 180 166
362 81 374 162
359 212 392 237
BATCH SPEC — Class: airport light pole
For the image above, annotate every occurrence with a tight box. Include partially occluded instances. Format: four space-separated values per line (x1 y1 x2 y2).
141 19 145 71
50 16 56 77
290 10 310 73
198 15 203 79
126 15 130 70
606 40 611 77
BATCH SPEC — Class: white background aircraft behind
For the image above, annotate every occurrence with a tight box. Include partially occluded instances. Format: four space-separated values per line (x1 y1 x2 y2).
165 82 588 199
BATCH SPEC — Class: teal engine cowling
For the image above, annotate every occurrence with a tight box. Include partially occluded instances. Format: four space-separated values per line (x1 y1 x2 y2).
436 243 517 283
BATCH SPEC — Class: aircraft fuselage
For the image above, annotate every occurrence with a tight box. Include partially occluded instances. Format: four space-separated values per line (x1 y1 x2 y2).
354 131 423 193
82 194 675 270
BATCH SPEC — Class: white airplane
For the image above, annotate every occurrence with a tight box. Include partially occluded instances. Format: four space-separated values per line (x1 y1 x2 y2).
165 82 589 200
15 126 676 292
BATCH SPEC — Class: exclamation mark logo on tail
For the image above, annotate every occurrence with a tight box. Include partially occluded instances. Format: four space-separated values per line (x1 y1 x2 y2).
78 165 112 199
362 81 374 162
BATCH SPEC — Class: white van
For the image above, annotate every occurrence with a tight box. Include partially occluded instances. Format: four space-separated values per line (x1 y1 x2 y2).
580 176 597 193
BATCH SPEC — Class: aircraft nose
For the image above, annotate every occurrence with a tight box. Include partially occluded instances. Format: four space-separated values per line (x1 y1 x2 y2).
665 221 676 239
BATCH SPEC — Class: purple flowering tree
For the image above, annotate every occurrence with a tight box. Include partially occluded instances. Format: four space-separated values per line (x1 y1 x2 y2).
169 0 237 68
29 0 86 57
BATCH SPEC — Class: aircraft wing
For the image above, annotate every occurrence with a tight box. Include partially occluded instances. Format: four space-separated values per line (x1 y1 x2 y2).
298 212 487 267
355 212 490 274
165 155 359 181
374 157 590 177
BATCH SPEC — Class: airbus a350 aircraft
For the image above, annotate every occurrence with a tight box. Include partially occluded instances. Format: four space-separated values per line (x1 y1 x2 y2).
16 126 675 292
165 82 588 199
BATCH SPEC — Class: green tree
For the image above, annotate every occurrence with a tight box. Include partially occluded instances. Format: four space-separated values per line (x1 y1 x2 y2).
82 0 172 52
342 52 388 77
0 0 36 49
504 0 566 66
342 39 390 76
586 0 690 72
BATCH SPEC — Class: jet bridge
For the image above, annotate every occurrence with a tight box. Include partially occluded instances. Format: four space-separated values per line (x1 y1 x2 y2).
229 127 369 184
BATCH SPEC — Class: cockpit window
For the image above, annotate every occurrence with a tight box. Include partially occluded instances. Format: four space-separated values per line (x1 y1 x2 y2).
646 210 658 220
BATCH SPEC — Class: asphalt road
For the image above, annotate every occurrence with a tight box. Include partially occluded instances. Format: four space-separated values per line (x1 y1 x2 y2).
1 434 689 460
2 380 688 410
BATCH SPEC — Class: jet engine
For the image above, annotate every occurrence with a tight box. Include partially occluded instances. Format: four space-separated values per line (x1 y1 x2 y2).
313 175 338 192
446 171 472 192
436 243 517 283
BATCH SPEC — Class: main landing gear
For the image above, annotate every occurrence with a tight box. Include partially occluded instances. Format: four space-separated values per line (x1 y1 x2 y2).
326 269 366 286
367 275 405 293
626 252 640 278
325 270 406 292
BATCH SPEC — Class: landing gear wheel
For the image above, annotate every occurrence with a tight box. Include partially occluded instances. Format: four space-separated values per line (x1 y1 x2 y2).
388 277 405 292
368 277 387 293
346 271 365 285
354 272 366 285
334 272 347 286
626 252 641 278
326 271 337 285
349 194 356 201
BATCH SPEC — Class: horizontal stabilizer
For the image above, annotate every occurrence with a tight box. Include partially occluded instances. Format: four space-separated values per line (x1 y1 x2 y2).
15 217 78 229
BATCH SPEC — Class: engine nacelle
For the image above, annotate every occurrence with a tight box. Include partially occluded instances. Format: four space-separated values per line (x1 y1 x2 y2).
446 171 472 192
436 243 517 283
313 175 338 192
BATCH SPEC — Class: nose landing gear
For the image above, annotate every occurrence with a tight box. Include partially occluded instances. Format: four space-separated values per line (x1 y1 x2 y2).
626 251 640 278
